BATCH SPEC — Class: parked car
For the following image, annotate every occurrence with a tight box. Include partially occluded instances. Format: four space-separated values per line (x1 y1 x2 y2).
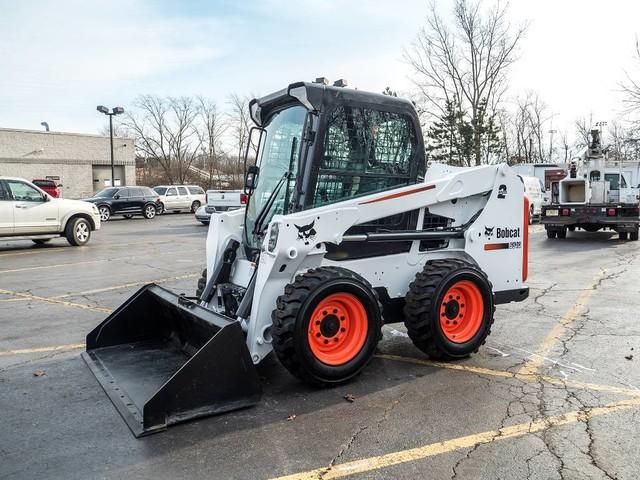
0 176 100 246
153 185 206 214
518 175 544 223
195 189 247 225
32 178 61 198
84 186 161 222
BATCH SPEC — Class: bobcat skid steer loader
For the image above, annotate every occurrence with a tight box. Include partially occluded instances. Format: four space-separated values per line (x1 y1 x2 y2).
83 80 529 436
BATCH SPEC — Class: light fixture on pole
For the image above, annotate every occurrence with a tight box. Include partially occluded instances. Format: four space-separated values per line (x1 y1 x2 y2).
96 105 125 187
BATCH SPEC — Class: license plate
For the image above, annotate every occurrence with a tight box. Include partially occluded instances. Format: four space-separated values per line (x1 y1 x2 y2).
546 209 559 216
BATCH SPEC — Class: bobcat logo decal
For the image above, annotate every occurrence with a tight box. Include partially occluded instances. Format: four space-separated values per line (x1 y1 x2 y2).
294 220 317 245
497 184 507 199
484 226 495 238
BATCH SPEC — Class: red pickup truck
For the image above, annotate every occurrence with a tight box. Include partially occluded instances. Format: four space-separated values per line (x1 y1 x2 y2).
32 179 61 198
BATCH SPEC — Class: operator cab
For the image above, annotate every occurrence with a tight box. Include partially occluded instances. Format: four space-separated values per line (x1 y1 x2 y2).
244 80 426 257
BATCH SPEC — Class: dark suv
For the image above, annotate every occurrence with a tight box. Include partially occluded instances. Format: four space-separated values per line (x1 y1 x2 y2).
84 186 161 222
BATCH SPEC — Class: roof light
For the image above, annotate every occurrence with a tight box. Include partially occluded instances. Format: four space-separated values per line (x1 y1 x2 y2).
314 77 330 85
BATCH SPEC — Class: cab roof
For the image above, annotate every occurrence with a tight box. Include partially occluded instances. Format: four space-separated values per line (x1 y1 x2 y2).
250 82 417 127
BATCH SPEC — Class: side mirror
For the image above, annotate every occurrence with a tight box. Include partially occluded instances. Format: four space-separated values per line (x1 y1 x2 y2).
57 184 63 188
245 165 259 193
114 194 120 199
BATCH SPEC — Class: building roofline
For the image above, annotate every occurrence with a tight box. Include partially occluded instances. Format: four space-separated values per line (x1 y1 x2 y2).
0 126 133 141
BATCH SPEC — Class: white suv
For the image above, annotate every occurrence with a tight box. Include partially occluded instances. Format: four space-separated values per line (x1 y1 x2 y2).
153 185 206 214
0 177 101 246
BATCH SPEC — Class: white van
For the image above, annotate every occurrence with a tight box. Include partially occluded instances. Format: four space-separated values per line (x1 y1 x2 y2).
518 175 544 223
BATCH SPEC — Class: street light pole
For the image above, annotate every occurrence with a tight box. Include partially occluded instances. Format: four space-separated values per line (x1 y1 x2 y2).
97 105 125 187
109 114 115 187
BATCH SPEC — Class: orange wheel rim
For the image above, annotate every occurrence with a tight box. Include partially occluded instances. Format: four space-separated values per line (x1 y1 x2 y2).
307 293 368 366
439 280 484 343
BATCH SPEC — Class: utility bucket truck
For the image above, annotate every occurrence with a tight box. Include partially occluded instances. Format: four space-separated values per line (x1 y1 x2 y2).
83 80 530 437
542 130 640 240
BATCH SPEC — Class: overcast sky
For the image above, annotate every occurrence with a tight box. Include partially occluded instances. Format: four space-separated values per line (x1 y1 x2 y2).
1 0 639 139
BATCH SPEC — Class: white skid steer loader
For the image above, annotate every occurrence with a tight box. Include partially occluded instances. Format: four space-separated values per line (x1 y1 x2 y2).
83 80 530 437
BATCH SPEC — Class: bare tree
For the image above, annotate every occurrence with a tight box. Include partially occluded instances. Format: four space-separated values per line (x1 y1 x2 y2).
227 93 254 186
574 113 593 150
405 0 527 165
196 96 228 189
122 95 202 184
621 38 640 119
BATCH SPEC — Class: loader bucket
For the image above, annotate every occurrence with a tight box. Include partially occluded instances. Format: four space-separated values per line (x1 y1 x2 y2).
82 284 261 437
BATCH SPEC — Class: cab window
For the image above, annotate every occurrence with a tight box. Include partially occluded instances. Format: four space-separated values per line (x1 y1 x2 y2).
6 180 44 202
178 187 189 195
188 186 204 195
166 188 177 196
116 189 130 198
605 174 627 190
312 106 417 207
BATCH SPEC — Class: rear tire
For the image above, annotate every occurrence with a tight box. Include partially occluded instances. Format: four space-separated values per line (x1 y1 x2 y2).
65 217 91 246
403 259 495 360
556 228 567 239
191 201 201 213
157 203 164 215
631 230 639 241
143 204 157 219
620 232 629 240
32 239 51 245
271 266 383 387
546 229 557 239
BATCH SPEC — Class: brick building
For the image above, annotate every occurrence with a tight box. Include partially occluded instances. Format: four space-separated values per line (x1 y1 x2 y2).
0 128 136 199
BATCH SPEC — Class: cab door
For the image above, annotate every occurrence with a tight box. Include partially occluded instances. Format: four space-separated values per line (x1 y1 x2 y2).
0 181 14 235
6 179 59 234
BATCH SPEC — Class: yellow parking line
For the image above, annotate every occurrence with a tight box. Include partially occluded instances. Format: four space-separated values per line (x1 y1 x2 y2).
518 269 607 376
269 396 640 480
0 343 85 357
376 354 640 397
0 288 112 314
52 273 199 298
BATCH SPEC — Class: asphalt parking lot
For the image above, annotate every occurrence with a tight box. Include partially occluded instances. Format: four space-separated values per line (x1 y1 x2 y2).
1 215 639 480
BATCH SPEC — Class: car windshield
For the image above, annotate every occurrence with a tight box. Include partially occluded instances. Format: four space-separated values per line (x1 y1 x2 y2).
244 105 307 250
94 188 118 198
154 187 167 195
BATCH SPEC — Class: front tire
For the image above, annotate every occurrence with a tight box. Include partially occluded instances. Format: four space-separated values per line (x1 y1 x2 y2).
191 201 201 213
403 259 494 360
98 206 111 222
271 266 383 386
157 203 164 215
143 204 157 219
196 268 207 298
65 217 91 246
631 229 639 241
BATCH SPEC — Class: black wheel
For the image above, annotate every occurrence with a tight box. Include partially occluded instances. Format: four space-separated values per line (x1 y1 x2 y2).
98 205 111 222
32 239 51 245
546 229 557 239
157 203 164 215
271 266 383 387
403 259 495 360
619 232 629 240
529 206 534 225
631 230 639 241
568 226 575 232
196 268 207 298
65 217 91 246
143 204 157 219
556 228 567 239
191 201 201 213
